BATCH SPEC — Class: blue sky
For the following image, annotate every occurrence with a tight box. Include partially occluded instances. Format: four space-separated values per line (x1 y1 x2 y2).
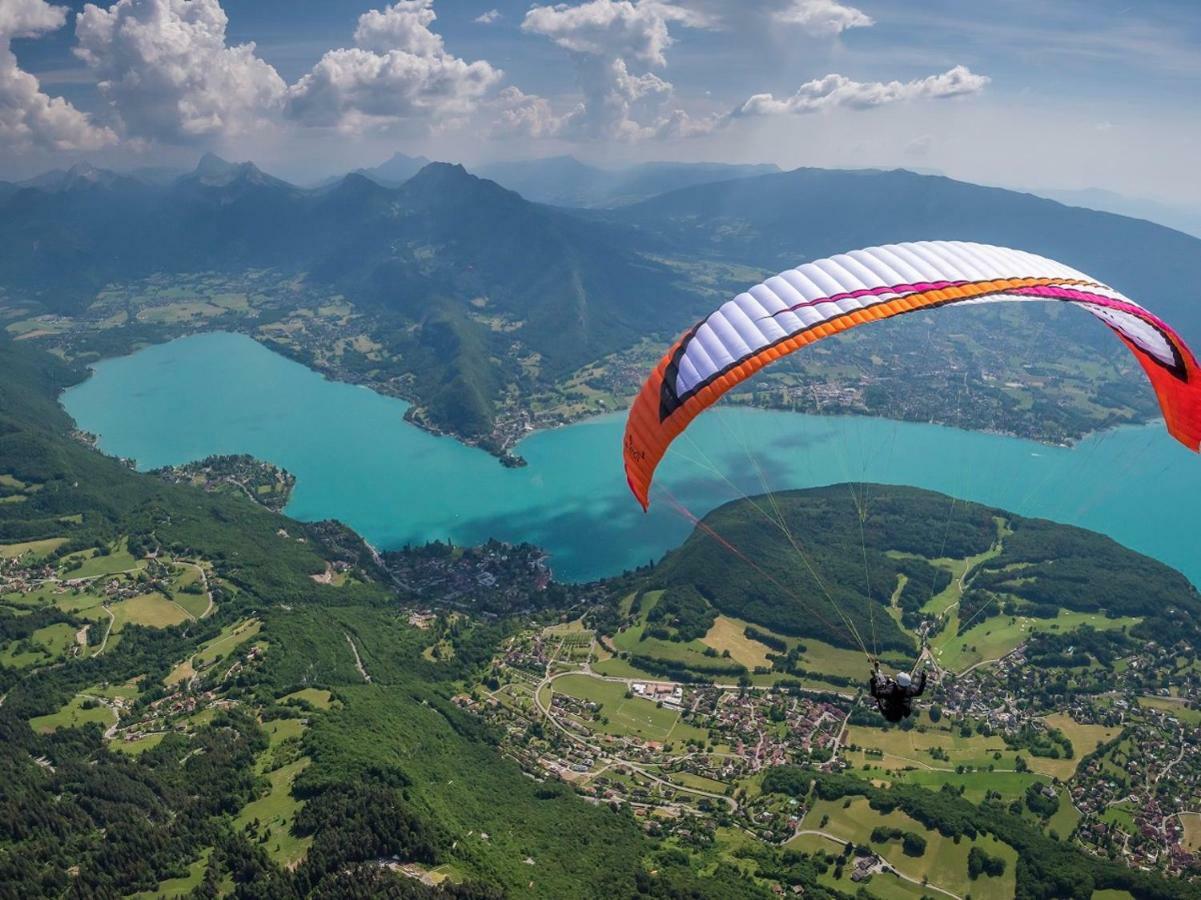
3 0 1199 204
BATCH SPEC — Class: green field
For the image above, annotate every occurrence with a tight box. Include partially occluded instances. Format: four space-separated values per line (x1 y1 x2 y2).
263 717 306 751
29 693 117 733
172 589 210 619
0 537 66 559
848 712 1116 787
795 797 1018 900
87 679 141 701
700 615 774 669
195 618 261 667
931 611 1141 673
898 768 1044 805
1036 713 1121 779
1179 813 1201 852
1139 695 1201 725
169 566 211 617
551 674 706 744
0 621 77 668
233 713 313 866
234 757 312 867
112 592 192 629
64 540 142 579
846 722 1015 772
112 732 168 755
1047 786 1081 838
52 588 107 615
282 687 334 709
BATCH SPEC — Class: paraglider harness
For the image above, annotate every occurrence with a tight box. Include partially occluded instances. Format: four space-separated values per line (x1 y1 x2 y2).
869 661 926 723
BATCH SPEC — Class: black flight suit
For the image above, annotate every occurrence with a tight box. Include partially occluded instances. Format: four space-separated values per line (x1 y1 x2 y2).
869 670 927 722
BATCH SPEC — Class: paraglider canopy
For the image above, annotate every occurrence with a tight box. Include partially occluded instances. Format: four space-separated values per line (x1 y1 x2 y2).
624 240 1201 510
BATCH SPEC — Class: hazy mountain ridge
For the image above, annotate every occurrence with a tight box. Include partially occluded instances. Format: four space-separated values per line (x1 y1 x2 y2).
613 166 1201 341
4 156 1201 451
0 155 696 445
472 155 781 207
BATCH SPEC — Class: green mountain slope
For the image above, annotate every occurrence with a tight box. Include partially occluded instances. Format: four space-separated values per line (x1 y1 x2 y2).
0 336 767 898
646 485 1200 656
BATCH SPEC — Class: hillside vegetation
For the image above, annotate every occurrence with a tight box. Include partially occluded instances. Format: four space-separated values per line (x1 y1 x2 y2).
645 485 1199 657
0 336 751 898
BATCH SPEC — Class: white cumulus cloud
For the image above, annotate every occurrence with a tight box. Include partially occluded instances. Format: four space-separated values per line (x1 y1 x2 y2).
74 0 286 143
734 65 989 116
354 0 443 55
286 0 501 134
474 9 501 25
523 0 706 66
0 0 115 152
0 0 66 35
518 0 710 140
774 0 873 36
490 85 572 137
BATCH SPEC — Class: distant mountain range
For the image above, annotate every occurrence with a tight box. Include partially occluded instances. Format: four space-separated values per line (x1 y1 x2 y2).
4 153 1201 445
472 156 781 207
309 153 777 208
611 166 1201 342
1030 186 1201 241
0 154 698 441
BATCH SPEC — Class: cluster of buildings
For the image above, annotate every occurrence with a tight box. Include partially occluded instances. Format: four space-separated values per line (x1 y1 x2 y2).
463 622 852 843
0 551 55 595
1069 709 1201 876
938 640 1201 876
687 686 846 768
383 540 553 616
630 681 684 708
153 454 296 512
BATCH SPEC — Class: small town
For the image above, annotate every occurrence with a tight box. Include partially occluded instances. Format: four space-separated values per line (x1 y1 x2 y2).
935 638 1201 876
451 596 1201 882
382 539 560 616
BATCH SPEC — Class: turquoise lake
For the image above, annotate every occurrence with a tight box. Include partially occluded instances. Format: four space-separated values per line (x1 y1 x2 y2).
61 331 1199 586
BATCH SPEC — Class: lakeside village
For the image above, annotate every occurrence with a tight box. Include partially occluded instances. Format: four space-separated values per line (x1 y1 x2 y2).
441 588 1201 878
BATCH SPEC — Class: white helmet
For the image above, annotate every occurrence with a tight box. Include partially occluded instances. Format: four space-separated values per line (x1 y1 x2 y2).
896 672 912 688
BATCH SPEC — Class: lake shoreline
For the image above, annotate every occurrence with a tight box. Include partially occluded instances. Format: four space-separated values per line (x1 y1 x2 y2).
60 332 1199 589
58 327 1149 467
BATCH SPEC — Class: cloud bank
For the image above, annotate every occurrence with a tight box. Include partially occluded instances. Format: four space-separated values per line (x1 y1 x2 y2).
0 0 991 159
734 65 990 117
774 0 874 37
0 0 114 151
286 1 501 134
74 0 285 144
